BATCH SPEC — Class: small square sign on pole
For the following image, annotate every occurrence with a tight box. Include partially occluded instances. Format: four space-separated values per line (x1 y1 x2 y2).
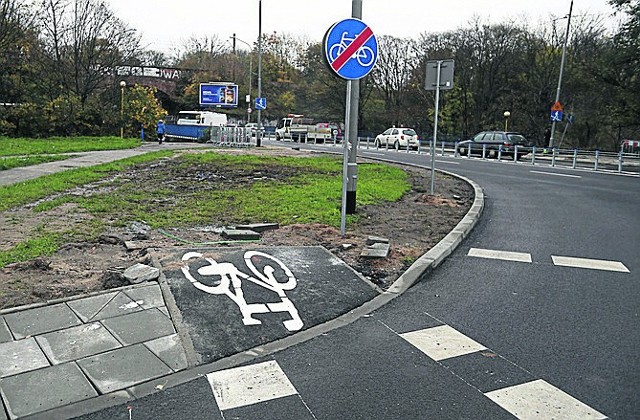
425 60 455 91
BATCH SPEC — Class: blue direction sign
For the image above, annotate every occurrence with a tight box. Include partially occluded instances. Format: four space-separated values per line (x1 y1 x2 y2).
323 18 378 80
255 97 266 110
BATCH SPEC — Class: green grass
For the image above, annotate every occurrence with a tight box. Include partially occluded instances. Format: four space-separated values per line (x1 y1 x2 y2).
0 151 410 268
0 136 141 157
1 154 73 171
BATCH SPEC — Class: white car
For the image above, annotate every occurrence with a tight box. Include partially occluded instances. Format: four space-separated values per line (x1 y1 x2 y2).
374 127 419 150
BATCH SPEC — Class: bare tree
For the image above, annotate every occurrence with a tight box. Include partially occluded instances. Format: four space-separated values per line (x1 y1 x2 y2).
36 0 141 105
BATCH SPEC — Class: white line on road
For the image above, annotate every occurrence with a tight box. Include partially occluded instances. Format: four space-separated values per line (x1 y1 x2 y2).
552 255 630 273
468 248 533 263
485 379 607 420
530 170 582 178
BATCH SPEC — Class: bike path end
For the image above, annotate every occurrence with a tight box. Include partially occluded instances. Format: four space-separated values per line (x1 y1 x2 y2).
158 246 380 366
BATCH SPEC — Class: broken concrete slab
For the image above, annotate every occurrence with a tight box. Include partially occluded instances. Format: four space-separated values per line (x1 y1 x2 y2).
235 223 280 233
124 263 160 284
221 228 261 241
366 235 389 245
360 242 390 259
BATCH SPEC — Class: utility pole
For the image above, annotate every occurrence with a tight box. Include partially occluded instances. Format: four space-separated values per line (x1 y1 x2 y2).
549 0 573 148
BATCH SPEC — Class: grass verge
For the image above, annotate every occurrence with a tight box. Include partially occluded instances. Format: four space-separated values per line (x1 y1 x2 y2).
0 136 141 156
0 151 410 268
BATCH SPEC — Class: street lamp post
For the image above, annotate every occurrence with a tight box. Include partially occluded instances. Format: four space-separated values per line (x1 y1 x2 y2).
503 111 511 131
549 0 573 148
119 80 126 138
230 34 253 123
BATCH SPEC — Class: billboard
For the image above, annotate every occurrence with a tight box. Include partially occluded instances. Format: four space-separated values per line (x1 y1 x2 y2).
199 83 238 107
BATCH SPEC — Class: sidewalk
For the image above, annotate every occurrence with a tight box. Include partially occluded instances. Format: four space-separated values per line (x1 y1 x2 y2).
0 143 485 419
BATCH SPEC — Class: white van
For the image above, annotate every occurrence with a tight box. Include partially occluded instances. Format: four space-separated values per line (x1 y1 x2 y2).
176 111 227 126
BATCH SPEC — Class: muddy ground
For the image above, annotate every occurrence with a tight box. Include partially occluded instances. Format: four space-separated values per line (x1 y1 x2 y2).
0 147 474 311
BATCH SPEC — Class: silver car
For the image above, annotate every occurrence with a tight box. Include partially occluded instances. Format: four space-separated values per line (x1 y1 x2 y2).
374 127 419 150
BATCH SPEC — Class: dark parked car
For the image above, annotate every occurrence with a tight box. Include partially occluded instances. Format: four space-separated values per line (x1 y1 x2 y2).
458 131 531 159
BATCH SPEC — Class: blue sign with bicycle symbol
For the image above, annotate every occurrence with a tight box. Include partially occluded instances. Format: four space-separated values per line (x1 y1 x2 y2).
323 18 378 80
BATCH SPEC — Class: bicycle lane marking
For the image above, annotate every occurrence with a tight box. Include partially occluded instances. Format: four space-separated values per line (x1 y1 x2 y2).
330 26 374 72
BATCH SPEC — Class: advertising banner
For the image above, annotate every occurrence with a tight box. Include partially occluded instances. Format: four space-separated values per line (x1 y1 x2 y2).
200 83 238 107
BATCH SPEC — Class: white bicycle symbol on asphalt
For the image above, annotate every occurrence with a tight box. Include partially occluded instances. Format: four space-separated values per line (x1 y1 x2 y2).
181 251 304 332
329 31 375 67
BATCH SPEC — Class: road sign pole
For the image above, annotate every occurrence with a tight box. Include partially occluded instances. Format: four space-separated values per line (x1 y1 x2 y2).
346 0 362 215
256 0 263 147
340 81 353 237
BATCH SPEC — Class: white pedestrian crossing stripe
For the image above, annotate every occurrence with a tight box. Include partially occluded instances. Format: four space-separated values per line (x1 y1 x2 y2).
468 248 532 263
400 325 487 361
206 360 298 410
468 248 630 273
485 379 607 420
400 326 607 419
552 255 630 273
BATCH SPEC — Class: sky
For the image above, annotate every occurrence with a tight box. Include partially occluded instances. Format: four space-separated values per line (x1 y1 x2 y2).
105 0 621 55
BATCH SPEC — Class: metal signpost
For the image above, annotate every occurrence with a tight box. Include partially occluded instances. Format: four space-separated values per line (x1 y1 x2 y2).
425 59 454 195
323 8 378 236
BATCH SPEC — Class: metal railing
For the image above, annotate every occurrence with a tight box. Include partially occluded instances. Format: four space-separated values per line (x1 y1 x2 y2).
301 138 639 176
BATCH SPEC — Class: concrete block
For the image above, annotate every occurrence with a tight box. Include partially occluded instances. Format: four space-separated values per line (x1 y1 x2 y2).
221 229 261 241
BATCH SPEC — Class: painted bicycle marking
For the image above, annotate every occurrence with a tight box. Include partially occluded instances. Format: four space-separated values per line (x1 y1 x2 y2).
180 251 303 332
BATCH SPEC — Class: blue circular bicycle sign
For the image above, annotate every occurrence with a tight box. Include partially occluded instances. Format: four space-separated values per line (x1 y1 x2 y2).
323 18 378 80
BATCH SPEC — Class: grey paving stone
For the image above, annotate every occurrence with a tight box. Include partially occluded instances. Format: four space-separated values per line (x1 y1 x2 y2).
101 308 175 346
66 292 118 322
77 344 172 394
0 338 49 378
36 322 122 365
68 291 144 322
0 362 97 418
0 318 13 344
124 284 165 310
144 334 188 372
3 303 82 339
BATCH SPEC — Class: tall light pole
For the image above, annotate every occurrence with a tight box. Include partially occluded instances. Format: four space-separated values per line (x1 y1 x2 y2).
256 0 263 147
119 80 126 138
231 34 253 123
503 111 511 131
549 0 573 148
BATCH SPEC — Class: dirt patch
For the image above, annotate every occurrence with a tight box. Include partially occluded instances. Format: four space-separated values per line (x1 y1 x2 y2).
0 147 474 310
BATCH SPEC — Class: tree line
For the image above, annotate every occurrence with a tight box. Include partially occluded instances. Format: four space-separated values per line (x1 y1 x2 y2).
0 0 638 150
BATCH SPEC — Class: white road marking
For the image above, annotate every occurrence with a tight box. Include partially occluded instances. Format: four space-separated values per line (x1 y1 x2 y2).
552 255 630 273
361 152 385 156
530 170 582 178
400 325 486 361
206 360 298 410
485 379 607 420
468 248 532 263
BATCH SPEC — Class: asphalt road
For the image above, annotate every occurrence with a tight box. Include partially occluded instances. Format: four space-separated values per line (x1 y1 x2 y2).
77 143 638 420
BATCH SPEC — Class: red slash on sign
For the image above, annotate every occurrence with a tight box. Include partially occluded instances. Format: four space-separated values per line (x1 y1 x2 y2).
330 26 374 72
